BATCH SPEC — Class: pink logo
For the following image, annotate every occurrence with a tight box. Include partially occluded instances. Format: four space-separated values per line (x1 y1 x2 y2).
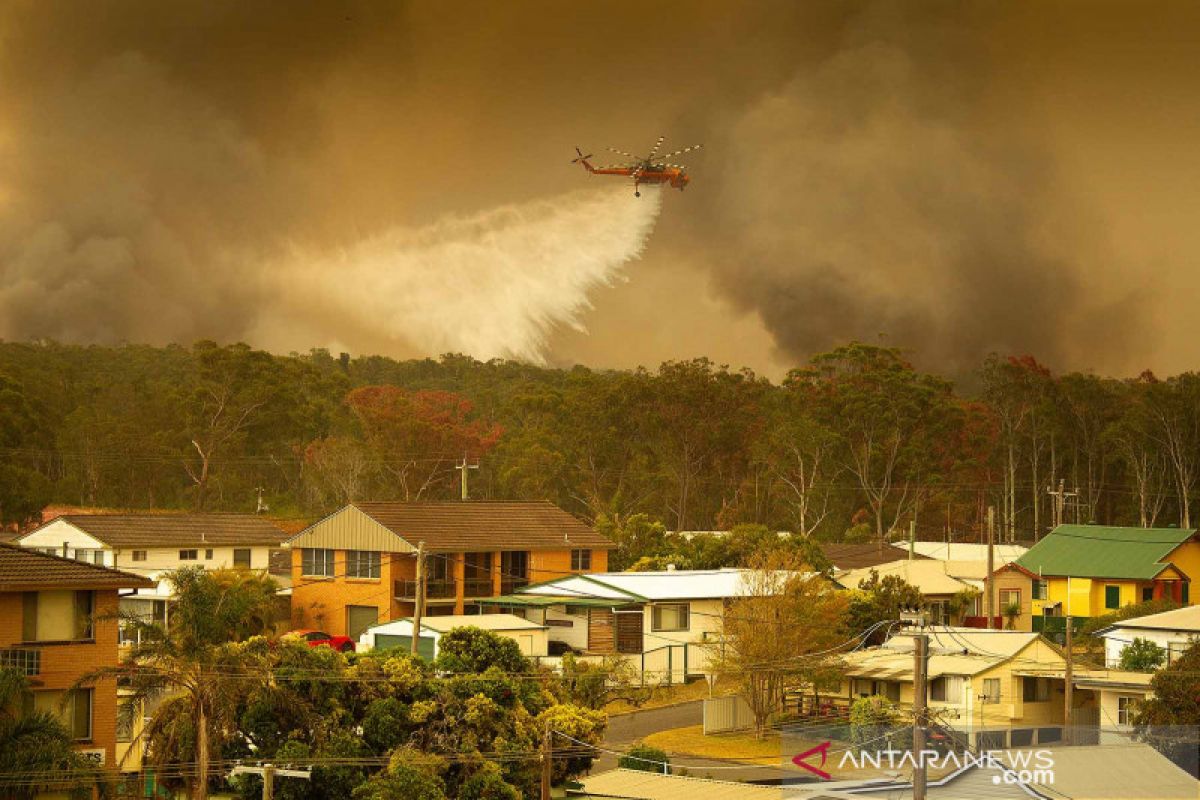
792 741 833 780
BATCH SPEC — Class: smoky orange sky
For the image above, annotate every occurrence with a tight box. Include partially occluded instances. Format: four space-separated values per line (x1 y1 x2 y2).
1 1 1198 380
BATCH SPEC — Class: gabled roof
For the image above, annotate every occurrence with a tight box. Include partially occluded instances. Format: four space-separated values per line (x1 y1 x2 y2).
517 568 805 602
0 543 155 591
835 559 978 596
841 628 1057 679
288 501 613 553
1096 603 1200 635
1015 524 1196 580
891 541 1029 564
822 543 930 570
19 513 287 548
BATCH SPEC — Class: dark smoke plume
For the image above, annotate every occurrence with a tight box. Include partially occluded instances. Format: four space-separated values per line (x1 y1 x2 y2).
0 1 1188 376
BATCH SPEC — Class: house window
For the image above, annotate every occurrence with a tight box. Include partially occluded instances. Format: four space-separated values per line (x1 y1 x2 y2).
301 548 335 577
233 549 252 569
564 604 591 617
1104 585 1121 610
1184 583 1191 605
1022 676 1050 702
1167 641 1190 664
981 678 1001 702
92 551 105 565
930 675 965 704
1142 587 1154 603
571 549 592 571
132 550 147 562
179 549 198 561
347 550 381 579
22 590 94 641
999 589 1021 609
204 549 214 560
651 603 689 632
1032 580 1048 600
1117 695 1139 726
27 690 92 741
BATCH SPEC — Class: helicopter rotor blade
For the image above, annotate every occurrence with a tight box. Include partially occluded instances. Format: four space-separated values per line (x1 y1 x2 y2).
608 147 638 159
647 135 665 161
659 144 703 160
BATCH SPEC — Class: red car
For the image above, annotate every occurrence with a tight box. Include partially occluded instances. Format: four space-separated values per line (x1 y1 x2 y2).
286 629 356 653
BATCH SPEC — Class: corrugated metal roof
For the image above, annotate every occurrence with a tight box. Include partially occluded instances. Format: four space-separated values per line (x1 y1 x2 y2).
0 542 155 590
891 542 1028 564
20 513 287 548
1015 524 1194 580
520 569 801 601
572 769 829 800
836 560 976 596
287 501 613 553
368 613 546 634
1100 603 1200 633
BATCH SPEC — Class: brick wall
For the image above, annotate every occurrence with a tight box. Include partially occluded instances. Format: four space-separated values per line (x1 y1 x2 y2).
0 588 122 770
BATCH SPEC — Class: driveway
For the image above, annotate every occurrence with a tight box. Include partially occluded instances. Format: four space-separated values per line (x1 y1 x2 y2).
605 700 703 744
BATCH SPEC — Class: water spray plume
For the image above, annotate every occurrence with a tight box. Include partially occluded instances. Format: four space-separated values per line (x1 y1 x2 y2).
260 186 663 362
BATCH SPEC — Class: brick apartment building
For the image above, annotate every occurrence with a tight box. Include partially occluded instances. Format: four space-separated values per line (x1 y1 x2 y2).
0 543 154 772
285 501 614 638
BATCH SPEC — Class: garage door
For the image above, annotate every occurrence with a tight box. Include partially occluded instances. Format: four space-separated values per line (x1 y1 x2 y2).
374 634 436 661
346 605 379 639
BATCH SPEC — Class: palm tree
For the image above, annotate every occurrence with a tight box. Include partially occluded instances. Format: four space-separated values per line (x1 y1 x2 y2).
0 668 99 799
76 567 279 800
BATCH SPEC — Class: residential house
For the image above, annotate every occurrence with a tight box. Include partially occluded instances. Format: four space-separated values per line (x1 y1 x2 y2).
15 513 289 643
1015 524 1200 631
836 628 1072 748
1094 603 1200 667
284 501 614 639
490 568 806 681
984 562 1040 631
835 559 987 625
358 613 549 659
0 543 154 773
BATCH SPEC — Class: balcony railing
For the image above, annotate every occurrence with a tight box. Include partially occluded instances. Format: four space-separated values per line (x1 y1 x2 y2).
0 647 41 676
394 579 457 600
463 579 495 598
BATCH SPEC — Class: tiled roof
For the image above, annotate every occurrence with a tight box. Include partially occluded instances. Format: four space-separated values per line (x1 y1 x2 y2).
0 543 155 591
822 543 930 570
22 513 287 548
1016 524 1195 580
347 501 614 553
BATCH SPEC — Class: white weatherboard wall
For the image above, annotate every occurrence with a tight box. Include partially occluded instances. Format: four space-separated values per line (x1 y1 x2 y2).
18 520 111 565
1103 626 1200 667
18 520 274 574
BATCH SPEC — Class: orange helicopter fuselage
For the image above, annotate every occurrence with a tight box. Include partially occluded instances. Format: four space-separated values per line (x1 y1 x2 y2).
583 161 690 190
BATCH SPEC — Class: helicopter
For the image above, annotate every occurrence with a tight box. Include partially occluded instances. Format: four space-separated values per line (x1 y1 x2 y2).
571 135 702 196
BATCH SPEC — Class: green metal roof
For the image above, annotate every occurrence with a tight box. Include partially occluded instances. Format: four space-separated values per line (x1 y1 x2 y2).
1016 524 1195 580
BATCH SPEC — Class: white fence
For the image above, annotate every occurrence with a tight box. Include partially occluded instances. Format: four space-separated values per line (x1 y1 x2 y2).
703 695 753 734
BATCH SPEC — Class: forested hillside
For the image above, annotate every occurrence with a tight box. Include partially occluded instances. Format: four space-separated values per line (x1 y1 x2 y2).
0 340 1193 542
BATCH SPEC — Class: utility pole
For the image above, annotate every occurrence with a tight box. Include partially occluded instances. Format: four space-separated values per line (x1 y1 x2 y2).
986 506 996 629
908 519 916 561
229 764 310 800
912 633 929 800
411 541 426 656
1064 616 1074 746
541 722 553 800
1046 480 1077 538
456 456 479 501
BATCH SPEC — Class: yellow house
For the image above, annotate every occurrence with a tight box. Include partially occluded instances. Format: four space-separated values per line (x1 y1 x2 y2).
836 628 1073 748
1016 525 1198 627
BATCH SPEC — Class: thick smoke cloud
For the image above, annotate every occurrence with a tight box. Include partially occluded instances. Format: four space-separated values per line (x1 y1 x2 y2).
0 1 1190 376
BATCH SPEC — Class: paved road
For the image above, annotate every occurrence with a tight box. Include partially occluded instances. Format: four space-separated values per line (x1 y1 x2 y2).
605 700 703 744
594 701 804 785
